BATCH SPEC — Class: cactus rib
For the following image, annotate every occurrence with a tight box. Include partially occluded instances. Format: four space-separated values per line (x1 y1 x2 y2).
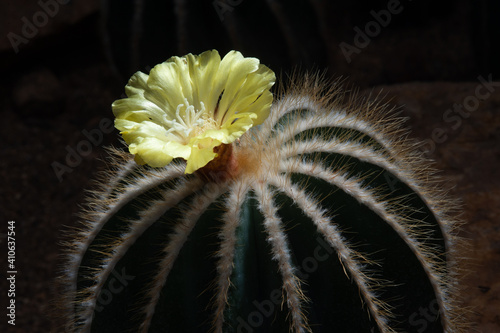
60 75 465 333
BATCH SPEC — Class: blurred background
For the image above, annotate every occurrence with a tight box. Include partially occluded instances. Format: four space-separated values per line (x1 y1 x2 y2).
0 0 499 331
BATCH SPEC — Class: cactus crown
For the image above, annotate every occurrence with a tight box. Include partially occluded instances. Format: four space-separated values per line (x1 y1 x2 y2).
59 52 466 333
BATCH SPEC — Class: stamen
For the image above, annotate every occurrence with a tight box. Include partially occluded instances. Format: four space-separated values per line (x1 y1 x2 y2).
164 100 211 143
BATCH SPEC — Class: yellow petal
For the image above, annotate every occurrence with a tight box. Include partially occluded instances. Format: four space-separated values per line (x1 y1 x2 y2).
124 71 149 98
189 50 222 108
185 137 220 174
112 98 166 124
112 50 275 173
130 137 191 167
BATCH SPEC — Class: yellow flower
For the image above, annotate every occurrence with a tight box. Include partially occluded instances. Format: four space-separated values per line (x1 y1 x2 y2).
112 50 275 174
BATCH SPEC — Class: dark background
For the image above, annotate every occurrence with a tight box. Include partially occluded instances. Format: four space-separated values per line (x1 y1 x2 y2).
0 0 499 332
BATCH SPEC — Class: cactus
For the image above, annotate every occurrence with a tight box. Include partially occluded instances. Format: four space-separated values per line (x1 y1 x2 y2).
60 51 465 333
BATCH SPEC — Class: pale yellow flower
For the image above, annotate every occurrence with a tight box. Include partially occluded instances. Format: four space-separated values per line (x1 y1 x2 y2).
112 50 275 174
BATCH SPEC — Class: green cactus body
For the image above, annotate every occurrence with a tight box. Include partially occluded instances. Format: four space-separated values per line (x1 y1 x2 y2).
62 78 463 333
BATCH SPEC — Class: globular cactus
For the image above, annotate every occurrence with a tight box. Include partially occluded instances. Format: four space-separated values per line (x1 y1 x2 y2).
60 50 465 333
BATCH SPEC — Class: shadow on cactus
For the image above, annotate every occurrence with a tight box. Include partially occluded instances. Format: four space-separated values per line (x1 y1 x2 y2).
59 50 467 332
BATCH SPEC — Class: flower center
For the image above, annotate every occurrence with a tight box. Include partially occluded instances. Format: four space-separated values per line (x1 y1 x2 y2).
164 99 217 143
196 143 238 183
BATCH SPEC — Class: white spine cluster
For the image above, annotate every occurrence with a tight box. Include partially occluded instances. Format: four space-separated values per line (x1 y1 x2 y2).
60 76 466 333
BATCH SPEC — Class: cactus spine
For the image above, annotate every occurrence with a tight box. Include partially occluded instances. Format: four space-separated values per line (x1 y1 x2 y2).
61 76 464 333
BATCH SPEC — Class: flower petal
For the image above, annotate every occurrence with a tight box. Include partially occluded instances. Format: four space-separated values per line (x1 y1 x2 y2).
226 66 274 120
130 137 191 167
113 50 275 173
185 137 220 173
216 52 260 122
124 71 149 98
112 98 167 125
187 50 221 109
